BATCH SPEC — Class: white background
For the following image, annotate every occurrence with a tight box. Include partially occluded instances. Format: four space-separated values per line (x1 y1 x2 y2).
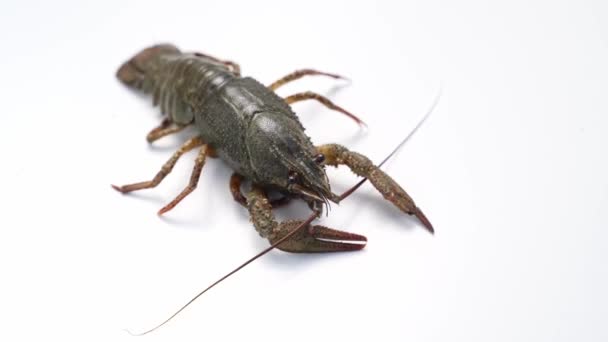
1 0 607 341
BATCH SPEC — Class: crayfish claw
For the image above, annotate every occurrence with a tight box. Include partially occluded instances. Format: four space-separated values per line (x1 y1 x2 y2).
318 143 434 234
414 207 434 234
270 220 367 253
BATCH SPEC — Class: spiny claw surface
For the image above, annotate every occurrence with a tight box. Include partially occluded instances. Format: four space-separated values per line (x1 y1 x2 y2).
368 169 434 234
318 143 434 234
317 144 435 233
270 220 367 253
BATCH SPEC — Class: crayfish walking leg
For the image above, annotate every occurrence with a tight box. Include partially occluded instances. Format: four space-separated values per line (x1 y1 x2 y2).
112 137 214 215
112 137 204 194
268 68 347 91
146 118 189 143
157 144 211 215
284 91 366 126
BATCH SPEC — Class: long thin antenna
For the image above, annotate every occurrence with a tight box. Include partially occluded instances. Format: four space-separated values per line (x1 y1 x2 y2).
127 213 317 336
128 86 441 336
337 87 441 201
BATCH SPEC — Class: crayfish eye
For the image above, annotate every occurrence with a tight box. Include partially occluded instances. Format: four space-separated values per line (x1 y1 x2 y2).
314 153 325 164
288 171 299 184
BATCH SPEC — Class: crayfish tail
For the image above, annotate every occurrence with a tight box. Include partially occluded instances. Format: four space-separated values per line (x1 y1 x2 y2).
116 44 180 88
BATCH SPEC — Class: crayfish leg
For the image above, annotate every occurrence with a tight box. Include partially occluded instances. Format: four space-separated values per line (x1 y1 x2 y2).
268 68 348 91
157 144 210 215
146 118 189 143
111 136 204 194
285 91 367 127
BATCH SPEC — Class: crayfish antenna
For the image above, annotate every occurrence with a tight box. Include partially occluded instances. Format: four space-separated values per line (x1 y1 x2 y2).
378 86 441 168
335 86 440 233
337 85 441 203
127 213 318 336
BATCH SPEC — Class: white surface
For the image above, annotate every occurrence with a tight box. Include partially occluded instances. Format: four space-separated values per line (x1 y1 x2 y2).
1 0 607 341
